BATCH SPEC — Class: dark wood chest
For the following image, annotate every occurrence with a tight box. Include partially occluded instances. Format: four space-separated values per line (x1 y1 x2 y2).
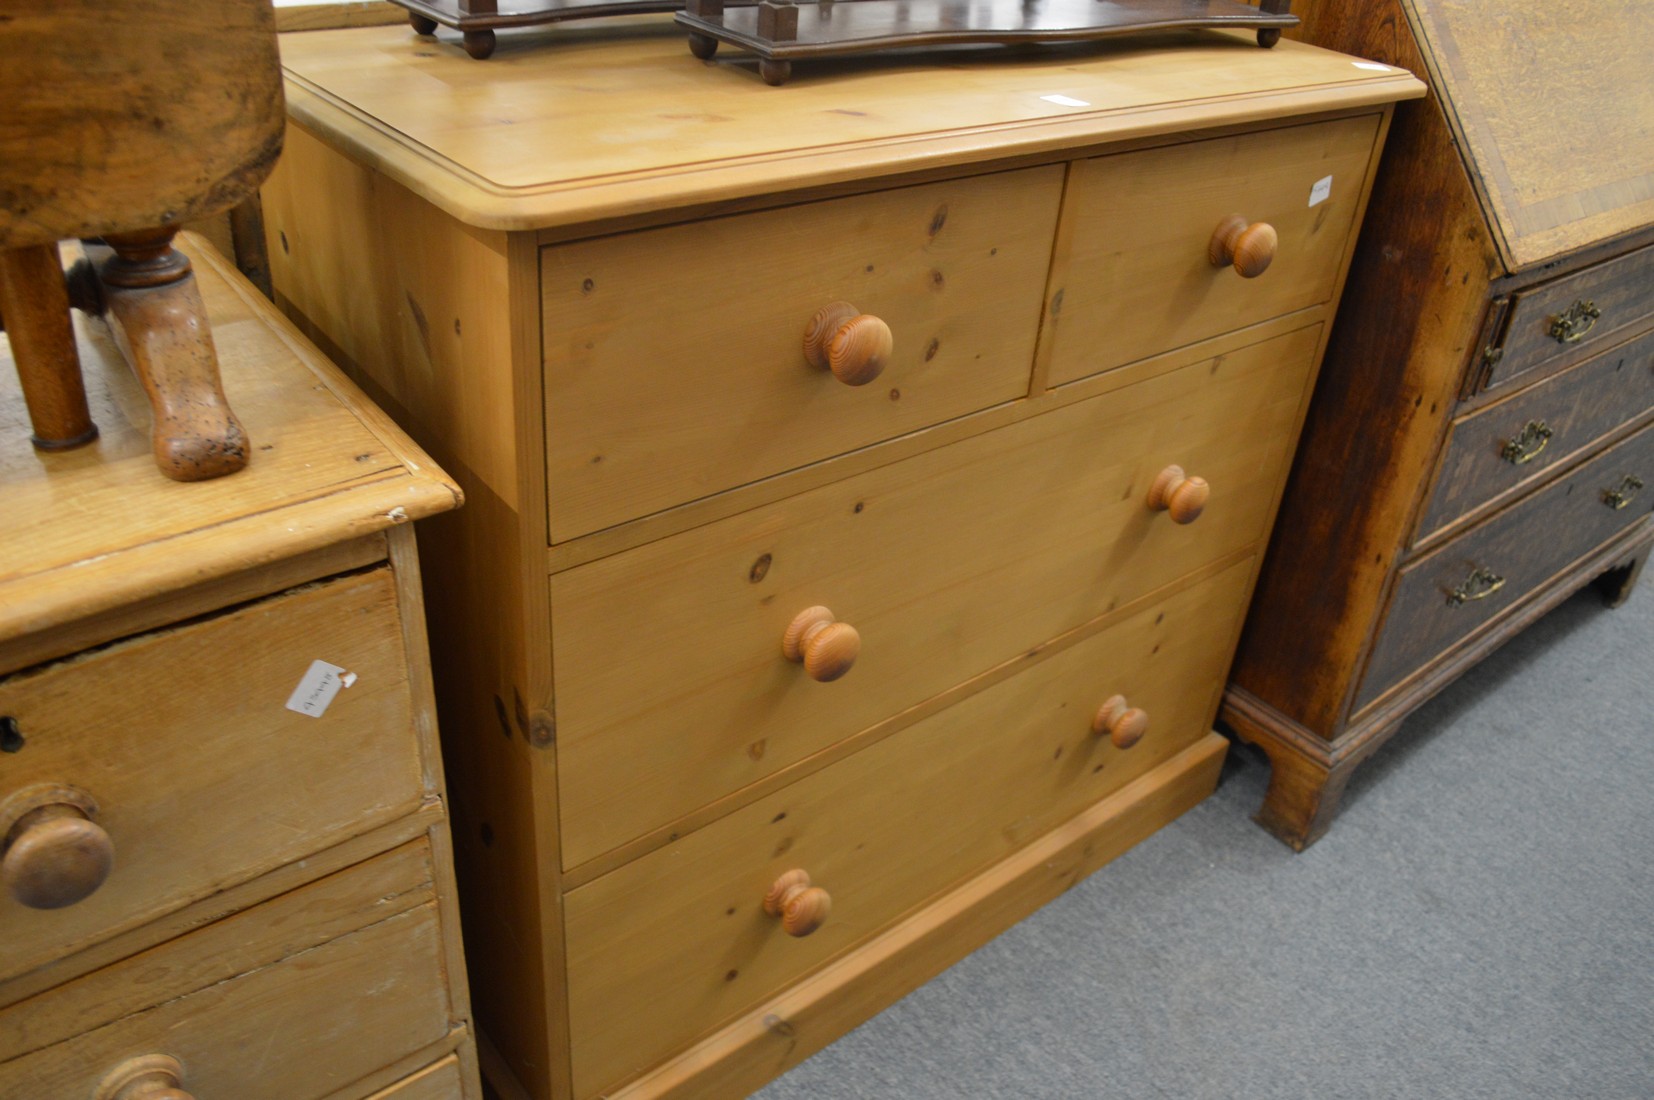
1224 0 1654 848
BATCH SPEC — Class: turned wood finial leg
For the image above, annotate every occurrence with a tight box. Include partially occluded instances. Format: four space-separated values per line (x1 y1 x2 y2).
98 228 249 482
0 244 99 450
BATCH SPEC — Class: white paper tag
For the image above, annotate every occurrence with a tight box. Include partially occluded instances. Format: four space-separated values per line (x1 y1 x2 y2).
286 659 349 719
1040 94 1091 108
1353 61 1391 72
1309 175 1334 208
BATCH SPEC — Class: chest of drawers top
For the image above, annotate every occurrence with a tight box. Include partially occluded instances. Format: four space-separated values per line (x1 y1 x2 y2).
277 19 1421 233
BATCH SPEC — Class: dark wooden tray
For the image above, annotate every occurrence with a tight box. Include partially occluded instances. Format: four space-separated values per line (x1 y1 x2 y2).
678 0 1296 84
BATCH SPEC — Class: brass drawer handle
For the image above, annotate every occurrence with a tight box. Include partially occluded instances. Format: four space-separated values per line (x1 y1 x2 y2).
1445 566 1506 607
764 869 831 937
1547 299 1601 343
1500 420 1554 465
1602 474 1645 511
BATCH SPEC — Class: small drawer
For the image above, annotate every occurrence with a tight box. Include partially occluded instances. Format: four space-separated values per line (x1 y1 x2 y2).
542 166 1064 542
1357 421 1654 713
1418 325 1654 542
0 841 453 1098
1044 114 1379 386
366 1054 466 1099
1483 242 1654 394
0 568 425 984
551 325 1321 867
563 559 1253 1098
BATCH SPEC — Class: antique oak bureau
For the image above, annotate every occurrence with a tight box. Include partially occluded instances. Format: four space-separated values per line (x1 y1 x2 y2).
1223 1 1654 849
261 23 1421 1100
0 238 480 1097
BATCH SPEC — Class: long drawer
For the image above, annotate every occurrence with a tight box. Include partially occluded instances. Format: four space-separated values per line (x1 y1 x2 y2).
562 559 1253 1098
551 325 1320 867
1483 241 1654 394
542 166 1064 541
1045 114 1377 385
1357 420 1654 712
0 841 454 1098
367 1055 467 1099
1417 324 1654 542
0 568 425 984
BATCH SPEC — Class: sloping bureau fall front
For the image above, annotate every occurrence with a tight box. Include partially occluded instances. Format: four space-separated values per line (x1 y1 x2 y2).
261 23 1422 1100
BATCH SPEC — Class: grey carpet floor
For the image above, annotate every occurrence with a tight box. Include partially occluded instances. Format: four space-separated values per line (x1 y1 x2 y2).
753 580 1653 1100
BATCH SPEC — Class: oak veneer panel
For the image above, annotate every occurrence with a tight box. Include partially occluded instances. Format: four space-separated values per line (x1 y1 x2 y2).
541 166 1062 540
0 568 424 985
274 24 1420 231
0 843 453 1098
1404 0 1654 269
1417 326 1654 543
552 325 1319 867
1046 113 1378 383
1354 419 1654 713
564 559 1252 1097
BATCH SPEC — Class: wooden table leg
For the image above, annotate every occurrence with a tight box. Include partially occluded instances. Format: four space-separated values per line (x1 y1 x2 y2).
97 228 249 481
0 244 98 450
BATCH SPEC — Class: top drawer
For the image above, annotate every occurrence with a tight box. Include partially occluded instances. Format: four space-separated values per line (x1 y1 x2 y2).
542 167 1063 542
1045 114 1379 386
1483 241 1654 394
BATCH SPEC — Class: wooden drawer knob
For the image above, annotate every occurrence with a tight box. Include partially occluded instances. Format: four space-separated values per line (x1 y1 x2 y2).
2 790 114 910
1208 214 1278 278
782 606 861 682
1147 465 1210 524
96 1054 193 1100
804 301 893 387
1092 695 1149 749
764 868 831 937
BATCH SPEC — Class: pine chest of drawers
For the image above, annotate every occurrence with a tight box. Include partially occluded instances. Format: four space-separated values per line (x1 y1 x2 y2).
261 22 1421 1099
0 240 480 1097
1224 1 1654 850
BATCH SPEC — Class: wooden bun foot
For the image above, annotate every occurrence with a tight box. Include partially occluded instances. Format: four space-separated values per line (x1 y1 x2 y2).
760 59 791 86
464 28 496 59
409 12 439 35
688 33 719 59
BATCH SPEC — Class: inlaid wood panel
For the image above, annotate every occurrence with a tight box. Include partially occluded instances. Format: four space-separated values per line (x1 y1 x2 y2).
551 325 1320 868
541 166 1062 540
563 559 1253 1098
1044 113 1377 384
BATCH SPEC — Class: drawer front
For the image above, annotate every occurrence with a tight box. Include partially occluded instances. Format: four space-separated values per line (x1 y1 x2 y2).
542 166 1064 541
564 559 1253 1098
1418 325 1654 541
0 842 452 1098
366 1055 465 1099
1357 421 1654 712
552 325 1320 867
1485 242 1654 393
1045 114 1377 386
0 568 425 983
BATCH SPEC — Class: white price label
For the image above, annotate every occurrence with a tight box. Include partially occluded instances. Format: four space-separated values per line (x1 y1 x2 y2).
1309 175 1334 208
285 659 353 719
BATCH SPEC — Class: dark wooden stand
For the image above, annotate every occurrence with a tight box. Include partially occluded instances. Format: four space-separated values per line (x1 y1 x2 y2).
394 0 684 58
679 0 1296 86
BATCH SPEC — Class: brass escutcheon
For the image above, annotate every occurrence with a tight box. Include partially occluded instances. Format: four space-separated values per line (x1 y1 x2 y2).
1500 420 1554 465
1602 474 1645 511
1547 299 1601 343
1446 565 1506 607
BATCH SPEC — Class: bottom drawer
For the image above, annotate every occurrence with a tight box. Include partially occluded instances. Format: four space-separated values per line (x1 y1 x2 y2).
563 558 1255 1097
0 840 455 1099
1356 420 1654 712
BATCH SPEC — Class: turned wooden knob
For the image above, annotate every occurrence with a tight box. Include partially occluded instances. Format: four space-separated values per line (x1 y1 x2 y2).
1147 465 1210 525
2 798 114 910
1091 695 1149 750
763 868 832 937
1208 214 1278 278
803 301 893 386
95 1054 193 1100
782 606 861 682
